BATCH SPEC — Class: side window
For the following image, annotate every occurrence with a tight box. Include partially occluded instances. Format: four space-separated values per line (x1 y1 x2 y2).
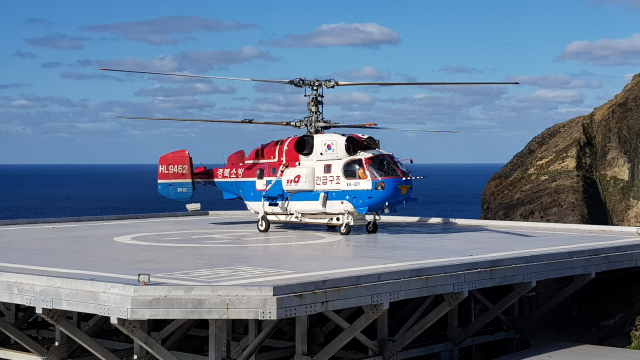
270 167 277 176
257 168 265 180
343 159 367 180
324 164 332 174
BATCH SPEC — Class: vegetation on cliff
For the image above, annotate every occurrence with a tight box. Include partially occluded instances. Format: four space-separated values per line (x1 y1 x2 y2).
482 73 640 225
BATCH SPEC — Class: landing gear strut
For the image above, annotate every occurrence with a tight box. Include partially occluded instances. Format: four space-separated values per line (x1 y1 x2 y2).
366 221 378 234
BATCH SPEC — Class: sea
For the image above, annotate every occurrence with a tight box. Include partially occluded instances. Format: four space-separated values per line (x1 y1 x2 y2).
0 164 503 221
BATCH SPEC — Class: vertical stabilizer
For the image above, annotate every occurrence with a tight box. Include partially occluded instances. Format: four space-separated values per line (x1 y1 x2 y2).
158 150 195 201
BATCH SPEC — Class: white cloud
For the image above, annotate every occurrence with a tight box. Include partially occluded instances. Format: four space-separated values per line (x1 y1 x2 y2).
92 46 275 73
24 33 90 50
505 72 605 89
440 65 483 74
266 22 400 48
329 66 391 81
80 16 256 45
556 33 640 66
135 83 236 97
516 90 585 104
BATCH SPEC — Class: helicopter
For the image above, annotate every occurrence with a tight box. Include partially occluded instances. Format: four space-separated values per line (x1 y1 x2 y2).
102 68 517 235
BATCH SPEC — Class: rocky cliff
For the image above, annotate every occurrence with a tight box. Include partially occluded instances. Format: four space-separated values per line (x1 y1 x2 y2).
481 73 640 225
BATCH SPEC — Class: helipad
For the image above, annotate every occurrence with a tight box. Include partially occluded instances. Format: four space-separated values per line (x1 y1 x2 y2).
0 211 639 360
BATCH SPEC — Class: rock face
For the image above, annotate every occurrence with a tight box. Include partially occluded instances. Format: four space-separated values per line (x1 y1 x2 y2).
481 74 640 225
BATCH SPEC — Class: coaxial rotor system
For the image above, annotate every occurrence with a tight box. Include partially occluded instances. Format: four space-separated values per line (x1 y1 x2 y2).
102 68 518 134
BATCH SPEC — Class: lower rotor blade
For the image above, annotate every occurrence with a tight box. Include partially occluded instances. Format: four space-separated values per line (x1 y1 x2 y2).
335 81 519 86
117 116 292 126
101 68 291 84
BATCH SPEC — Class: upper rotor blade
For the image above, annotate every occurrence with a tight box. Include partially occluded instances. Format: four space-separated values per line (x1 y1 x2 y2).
335 81 519 86
118 116 292 126
101 68 291 84
318 122 460 132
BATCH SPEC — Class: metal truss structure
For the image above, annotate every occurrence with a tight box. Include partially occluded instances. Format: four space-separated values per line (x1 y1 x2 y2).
0 268 621 360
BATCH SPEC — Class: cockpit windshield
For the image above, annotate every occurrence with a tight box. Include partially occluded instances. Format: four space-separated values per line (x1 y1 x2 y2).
366 155 401 179
393 157 411 178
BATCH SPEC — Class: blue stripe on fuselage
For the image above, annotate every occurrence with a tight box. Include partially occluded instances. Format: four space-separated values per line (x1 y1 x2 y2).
214 177 414 214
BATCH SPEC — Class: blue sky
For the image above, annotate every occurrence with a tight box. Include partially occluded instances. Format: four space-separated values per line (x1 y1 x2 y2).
1 0 639 164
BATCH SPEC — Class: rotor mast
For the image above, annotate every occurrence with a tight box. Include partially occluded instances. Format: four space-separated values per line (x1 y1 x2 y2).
289 79 338 134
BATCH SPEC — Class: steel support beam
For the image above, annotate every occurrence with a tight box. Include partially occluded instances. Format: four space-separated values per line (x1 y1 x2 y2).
313 304 387 360
113 318 180 360
39 309 119 360
384 292 467 360
322 310 379 354
0 348 43 360
0 316 54 360
163 319 199 351
455 282 534 345
470 290 511 327
313 308 358 344
159 320 188 342
392 295 436 341
0 308 36 344
522 274 594 328
237 319 284 360
68 316 109 358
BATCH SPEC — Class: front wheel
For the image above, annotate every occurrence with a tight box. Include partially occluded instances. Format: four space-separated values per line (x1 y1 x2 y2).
257 216 270 232
366 221 378 234
339 223 351 235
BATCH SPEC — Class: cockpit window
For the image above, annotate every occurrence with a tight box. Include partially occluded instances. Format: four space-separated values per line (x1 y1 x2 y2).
367 155 401 179
343 159 368 180
394 157 411 177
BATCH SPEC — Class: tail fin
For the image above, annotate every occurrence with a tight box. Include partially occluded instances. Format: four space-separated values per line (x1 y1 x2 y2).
158 150 195 202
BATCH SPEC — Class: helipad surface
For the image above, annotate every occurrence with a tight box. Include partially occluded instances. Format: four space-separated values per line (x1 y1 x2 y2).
1 211 640 320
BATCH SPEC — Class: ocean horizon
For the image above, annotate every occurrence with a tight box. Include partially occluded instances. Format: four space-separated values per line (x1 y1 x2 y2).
0 163 503 221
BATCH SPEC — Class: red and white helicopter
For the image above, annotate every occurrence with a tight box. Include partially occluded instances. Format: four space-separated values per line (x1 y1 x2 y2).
103 68 516 235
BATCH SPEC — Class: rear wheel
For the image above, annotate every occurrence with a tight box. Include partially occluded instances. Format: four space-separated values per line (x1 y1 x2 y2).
366 221 378 234
257 216 270 232
339 223 351 235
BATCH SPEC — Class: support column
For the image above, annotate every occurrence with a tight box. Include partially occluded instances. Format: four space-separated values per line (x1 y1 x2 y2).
295 316 308 359
208 320 227 360
376 311 388 356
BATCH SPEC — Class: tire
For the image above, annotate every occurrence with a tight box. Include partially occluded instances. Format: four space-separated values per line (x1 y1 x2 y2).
339 223 351 235
366 221 378 234
326 225 338 230
257 216 270 232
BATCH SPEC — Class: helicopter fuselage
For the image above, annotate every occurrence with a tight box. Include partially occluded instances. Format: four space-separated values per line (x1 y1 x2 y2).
157 133 417 233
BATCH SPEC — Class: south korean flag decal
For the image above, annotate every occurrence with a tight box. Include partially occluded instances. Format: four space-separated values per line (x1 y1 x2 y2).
322 140 337 154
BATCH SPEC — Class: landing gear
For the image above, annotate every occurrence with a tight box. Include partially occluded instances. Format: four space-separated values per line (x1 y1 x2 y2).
366 221 378 234
326 225 338 230
339 223 352 235
257 215 270 232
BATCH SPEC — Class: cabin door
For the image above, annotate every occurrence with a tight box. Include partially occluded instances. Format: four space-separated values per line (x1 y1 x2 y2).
255 165 269 191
